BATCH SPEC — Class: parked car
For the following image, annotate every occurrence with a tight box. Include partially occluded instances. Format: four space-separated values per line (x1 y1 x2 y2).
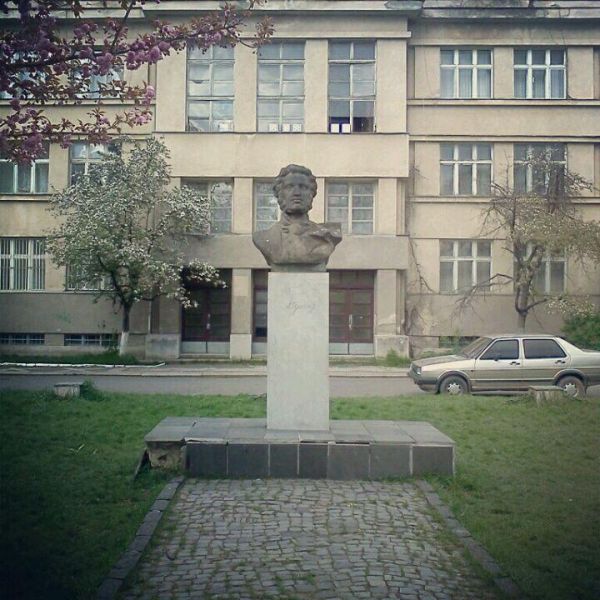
409 334 600 397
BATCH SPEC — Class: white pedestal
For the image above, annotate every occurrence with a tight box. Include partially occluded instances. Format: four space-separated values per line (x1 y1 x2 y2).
267 271 330 431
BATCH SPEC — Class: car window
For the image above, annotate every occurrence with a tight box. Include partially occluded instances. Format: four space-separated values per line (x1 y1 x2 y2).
479 339 519 361
460 337 492 358
523 339 566 359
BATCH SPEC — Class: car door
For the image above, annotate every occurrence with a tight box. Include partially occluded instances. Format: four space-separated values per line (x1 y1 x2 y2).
473 338 523 391
521 338 570 385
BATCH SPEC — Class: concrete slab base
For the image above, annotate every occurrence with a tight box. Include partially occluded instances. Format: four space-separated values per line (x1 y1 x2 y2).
144 418 455 478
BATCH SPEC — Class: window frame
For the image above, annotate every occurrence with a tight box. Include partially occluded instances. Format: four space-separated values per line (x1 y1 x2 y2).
254 180 280 231
513 143 566 194
186 45 235 133
328 40 376 134
440 143 493 196
326 180 375 235
0 144 49 194
257 41 305 133
64 333 117 347
69 141 120 185
0 333 45 345
439 239 492 294
182 179 233 234
479 338 520 361
440 48 493 99
513 48 566 99
0 237 46 291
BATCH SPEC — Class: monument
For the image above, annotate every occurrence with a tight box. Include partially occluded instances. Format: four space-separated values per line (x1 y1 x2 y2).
144 165 456 479
253 164 341 431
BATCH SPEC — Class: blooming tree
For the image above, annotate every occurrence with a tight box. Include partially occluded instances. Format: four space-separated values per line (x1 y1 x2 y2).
460 152 600 331
47 137 222 355
0 0 272 163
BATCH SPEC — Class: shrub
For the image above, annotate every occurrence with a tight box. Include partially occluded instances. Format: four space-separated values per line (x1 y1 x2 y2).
562 313 600 350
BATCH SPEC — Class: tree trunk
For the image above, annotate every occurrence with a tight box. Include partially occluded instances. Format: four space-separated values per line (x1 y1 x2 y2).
517 311 527 333
119 306 131 356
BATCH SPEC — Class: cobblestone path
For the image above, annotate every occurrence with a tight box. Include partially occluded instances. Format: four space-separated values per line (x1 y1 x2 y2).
121 479 499 600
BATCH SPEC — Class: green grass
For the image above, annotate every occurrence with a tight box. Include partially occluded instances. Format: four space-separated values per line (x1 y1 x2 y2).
1 389 598 599
0 350 142 365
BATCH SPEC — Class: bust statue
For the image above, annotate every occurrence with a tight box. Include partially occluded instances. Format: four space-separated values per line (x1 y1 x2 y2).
252 164 342 270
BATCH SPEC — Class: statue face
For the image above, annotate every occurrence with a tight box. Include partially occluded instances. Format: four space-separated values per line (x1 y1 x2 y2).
277 172 314 215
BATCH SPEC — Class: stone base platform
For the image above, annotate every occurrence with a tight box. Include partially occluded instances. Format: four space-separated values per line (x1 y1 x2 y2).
145 418 455 479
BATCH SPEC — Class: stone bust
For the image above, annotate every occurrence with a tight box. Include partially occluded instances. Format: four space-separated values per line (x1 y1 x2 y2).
252 164 342 270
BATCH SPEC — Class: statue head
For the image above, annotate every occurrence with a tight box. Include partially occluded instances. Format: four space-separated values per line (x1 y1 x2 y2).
273 164 318 216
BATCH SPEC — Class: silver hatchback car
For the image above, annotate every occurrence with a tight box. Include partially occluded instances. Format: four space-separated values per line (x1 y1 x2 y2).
409 334 600 397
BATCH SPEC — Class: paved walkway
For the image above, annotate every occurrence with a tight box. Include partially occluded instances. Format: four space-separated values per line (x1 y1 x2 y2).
120 480 499 600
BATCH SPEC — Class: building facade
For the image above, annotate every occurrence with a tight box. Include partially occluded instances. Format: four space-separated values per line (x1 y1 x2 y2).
1 0 599 359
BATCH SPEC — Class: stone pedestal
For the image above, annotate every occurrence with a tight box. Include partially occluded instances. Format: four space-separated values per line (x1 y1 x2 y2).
267 271 329 431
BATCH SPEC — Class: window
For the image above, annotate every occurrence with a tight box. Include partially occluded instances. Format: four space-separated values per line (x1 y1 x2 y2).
258 42 304 132
65 264 110 291
253 270 268 340
0 238 45 290
514 48 566 99
514 143 565 194
326 181 374 234
0 143 49 194
64 333 117 346
440 49 492 99
0 52 45 99
254 181 279 231
328 41 375 133
187 45 234 132
183 180 233 233
0 333 45 345
440 143 492 196
440 240 491 293
523 338 566 359
480 339 519 361
70 141 120 184
73 60 123 99
516 247 566 295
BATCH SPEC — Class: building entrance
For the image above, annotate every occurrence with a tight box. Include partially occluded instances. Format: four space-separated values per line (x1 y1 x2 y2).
181 270 231 354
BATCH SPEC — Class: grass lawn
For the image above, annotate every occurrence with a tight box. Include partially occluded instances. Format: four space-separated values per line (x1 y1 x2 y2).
0 389 598 600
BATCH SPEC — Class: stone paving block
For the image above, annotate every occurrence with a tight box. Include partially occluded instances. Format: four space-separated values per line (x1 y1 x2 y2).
370 443 411 479
412 445 454 476
299 443 328 478
228 443 269 478
186 442 227 477
327 443 370 480
269 443 298 478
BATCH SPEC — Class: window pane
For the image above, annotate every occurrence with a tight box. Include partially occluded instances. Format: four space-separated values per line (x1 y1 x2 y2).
476 261 490 287
352 221 372 234
457 144 472 160
477 241 491 257
440 164 454 195
259 64 279 82
282 64 303 81
71 142 88 160
213 101 233 119
353 63 374 81
329 100 350 118
532 69 546 98
353 42 375 60
514 49 527 65
550 144 565 161
0 162 14 193
458 241 473 257
17 165 31 193
35 163 49 193
476 164 491 195
441 69 454 97
458 50 473 65
457 261 472 289
531 50 546 65
477 50 492 65
329 42 351 60
440 144 454 161
458 69 472 98
440 261 454 292
282 81 303 97
353 81 375 96
477 68 491 98
550 49 565 65
213 64 233 81
282 102 303 118
441 50 454 65
514 144 527 161
282 42 304 60
213 46 234 60
188 101 210 118
458 164 473 194
440 240 454 257
330 64 350 82
329 81 350 97
514 69 527 98
258 44 280 59
353 100 374 117
550 261 565 293
550 70 564 98
257 100 279 117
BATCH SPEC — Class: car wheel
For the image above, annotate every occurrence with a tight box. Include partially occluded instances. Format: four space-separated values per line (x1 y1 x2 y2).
439 375 469 395
557 375 585 398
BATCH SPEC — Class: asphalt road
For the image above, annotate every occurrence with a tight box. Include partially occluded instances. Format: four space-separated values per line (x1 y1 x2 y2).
1 371 599 398
0 373 423 397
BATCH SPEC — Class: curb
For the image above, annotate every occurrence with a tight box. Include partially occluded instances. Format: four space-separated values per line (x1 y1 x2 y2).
96 475 185 600
415 480 523 599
